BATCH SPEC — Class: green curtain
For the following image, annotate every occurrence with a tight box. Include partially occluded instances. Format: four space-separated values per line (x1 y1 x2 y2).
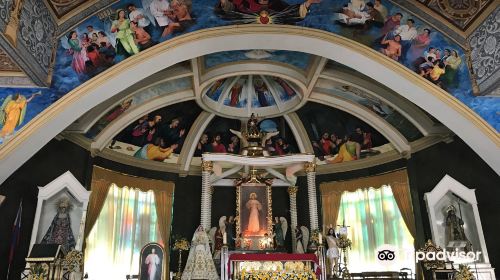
84 184 163 279
337 186 414 272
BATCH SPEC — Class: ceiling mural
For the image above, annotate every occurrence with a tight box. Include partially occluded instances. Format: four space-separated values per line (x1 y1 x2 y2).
202 75 301 118
418 0 494 30
85 76 193 139
108 101 202 163
193 116 299 160
297 102 390 164
203 50 313 71
0 0 498 147
315 79 423 141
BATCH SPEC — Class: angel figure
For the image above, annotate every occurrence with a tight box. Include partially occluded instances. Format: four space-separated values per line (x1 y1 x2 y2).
295 226 309 253
0 92 41 139
212 216 226 259
182 226 219 280
273 217 286 249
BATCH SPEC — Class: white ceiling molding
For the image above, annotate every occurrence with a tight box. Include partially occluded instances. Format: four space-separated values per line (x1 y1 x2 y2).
283 112 314 154
0 26 498 185
67 64 193 133
319 70 446 136
179 111 216 172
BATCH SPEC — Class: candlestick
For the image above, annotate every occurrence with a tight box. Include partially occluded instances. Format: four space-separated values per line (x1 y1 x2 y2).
319 233 323 244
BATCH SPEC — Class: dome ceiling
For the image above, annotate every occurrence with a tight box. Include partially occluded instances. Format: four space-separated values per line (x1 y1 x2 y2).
201 75 302 118
59 51 454 174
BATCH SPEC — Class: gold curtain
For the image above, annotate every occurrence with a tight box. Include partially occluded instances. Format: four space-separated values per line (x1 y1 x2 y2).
84 178 112 240
319 169 416 238
86 166 175 271
154 186 175 276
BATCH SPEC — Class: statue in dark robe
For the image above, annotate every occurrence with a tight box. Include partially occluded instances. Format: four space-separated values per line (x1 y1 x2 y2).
41 198 76 253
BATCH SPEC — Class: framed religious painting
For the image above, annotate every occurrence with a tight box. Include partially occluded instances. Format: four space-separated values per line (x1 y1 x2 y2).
30 171 91 254
139 242 165 280
236 182 273 240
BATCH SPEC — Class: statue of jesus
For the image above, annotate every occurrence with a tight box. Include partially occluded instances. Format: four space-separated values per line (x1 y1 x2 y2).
246 192 262 233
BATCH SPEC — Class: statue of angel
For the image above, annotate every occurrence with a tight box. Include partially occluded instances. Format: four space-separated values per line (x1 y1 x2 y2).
212 216 226 259
295 226 309 253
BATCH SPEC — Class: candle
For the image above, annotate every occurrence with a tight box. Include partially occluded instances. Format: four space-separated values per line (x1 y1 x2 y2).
223 232 227 244
318 233 323 244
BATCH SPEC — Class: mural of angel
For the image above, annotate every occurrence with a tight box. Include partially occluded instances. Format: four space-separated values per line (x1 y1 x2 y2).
40 197 76 253
0 92 41 139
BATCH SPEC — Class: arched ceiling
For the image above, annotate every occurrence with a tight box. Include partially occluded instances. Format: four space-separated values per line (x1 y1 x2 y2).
0 26 498 183
59 49 453 175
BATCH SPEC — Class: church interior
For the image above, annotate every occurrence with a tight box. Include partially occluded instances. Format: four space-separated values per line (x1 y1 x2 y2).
0 0 498 279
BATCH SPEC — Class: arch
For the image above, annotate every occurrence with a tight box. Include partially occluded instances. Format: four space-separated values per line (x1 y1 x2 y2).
0 25 498 184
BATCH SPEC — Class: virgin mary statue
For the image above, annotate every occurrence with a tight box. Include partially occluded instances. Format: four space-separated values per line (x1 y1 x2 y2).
182 226 219 280
41 197 76 253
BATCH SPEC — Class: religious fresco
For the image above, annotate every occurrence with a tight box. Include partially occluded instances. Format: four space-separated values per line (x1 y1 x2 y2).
0 88 54 145
108 101 202 162
297 102 390 164
315 80 422 141
85 76 193 139
1 0 498 147
194 116 298 157
203 50 312 71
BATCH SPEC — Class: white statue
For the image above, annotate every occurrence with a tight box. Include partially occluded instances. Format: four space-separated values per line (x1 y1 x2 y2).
325 226 339 276
182 226 219 280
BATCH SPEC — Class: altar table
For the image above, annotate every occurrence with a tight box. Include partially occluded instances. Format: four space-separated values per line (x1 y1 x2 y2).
227 253 321 279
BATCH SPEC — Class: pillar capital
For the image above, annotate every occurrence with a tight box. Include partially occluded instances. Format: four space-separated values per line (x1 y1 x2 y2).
201 160 213 172
287 186 299 196
304 162 316 173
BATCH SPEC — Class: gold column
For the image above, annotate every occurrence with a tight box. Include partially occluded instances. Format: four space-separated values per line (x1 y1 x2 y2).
4 0 25 47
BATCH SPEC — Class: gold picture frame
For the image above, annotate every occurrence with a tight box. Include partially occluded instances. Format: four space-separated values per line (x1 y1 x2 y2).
236 181 273 238
138 242 166 280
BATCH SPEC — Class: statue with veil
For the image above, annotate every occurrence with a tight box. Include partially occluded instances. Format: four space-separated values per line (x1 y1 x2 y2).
182 226 219 280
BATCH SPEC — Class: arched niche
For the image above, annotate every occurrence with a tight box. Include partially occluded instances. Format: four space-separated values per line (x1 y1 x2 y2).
424 175 495 279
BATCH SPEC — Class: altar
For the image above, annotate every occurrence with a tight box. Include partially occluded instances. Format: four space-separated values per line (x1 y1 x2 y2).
227 253 320 280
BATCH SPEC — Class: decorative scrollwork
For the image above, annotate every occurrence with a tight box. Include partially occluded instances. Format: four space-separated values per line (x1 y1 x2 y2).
304 162 316 173
287 186 298 196
201 160 213 172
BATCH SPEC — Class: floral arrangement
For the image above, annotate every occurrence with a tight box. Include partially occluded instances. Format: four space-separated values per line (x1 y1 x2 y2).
241 269 317 280
243 238 253 249
173 237 190 251
310 229 321 245
284 261 306 273
337 235 352 249
28 263 48 280
62 250 83 272
455 265 475 280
